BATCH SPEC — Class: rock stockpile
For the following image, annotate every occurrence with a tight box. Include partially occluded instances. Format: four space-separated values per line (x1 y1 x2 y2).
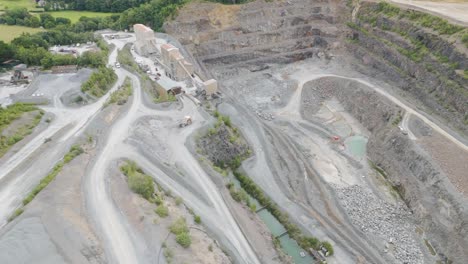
335 185 424 264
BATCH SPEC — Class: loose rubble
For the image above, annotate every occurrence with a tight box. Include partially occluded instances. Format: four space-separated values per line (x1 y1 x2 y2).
335 184 424 264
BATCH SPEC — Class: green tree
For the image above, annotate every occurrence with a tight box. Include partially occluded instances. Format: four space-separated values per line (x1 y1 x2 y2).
0 41 14 62
40 13 56 28
55 17 71 25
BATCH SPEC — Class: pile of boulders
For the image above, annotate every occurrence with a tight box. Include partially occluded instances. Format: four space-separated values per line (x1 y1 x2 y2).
335 184 424 264
255 110 275 121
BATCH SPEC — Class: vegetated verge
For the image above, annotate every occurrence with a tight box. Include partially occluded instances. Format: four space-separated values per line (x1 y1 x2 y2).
105 76 133 107
119 160 197 249
0 103 44 158
81 66 117 98
8 144 84 222
197 111 334 258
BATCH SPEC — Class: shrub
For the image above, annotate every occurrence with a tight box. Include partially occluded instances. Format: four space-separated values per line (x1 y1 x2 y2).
321 241 334 256
176 232 191 248
462 33 468 48
194 215 201 224
249 203 257 212
155 204 169 217
105 77 132 106
170 217 188 235
120 161 155 200
154 196 163 205
163 248 173 261
221 115 231 127
175 197 183 206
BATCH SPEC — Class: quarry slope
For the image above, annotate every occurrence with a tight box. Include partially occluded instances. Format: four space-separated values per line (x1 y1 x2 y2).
165 0 468 263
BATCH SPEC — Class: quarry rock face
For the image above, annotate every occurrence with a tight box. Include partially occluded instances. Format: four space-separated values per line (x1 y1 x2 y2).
301 77 468 263
165 0 468 262
348 2 468 136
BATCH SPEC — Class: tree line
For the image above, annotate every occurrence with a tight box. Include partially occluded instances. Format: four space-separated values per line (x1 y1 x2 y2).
1 0 246 33
0 30 108 69
0 0 251 67
44 0 150 13
0 8 73 28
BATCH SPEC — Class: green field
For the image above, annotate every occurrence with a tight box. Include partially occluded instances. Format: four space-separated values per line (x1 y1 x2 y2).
45 11 117 23
0 0 41 11
0 24 44 42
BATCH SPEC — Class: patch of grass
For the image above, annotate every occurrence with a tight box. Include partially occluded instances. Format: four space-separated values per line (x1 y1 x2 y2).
0 0 40 11
0 24 44 42
22 144 83 206
105 77 133 107
375 2 464 35
155 204 169 218
120 161 155 200
213 165 228 177
44 11 117 23
194 215 201 224
169 217 188 235
175 232 191 248
392 112 402 126
0 105 43 158
163 247 173 262
249 203 256 212
7 208 23 222
462 33 468 48
170 217 192 247
117 44 140 73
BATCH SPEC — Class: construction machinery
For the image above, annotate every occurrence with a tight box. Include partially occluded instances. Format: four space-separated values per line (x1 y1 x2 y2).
10 65 29 84
179 116 192 128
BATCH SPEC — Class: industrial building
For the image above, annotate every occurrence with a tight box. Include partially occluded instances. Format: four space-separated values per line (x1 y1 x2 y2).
133 24 158 56
160 43 194 82
201 79 218 96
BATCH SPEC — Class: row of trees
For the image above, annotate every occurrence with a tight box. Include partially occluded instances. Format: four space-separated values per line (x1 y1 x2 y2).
0 27 107 69
232 170 334 256
0 8 71 28
44 0 150 13
43 0 247 13
81 67 117 98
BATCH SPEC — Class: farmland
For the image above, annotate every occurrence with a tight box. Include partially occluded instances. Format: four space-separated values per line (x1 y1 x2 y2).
0 24 44 42
0 0 40 11
45 11 117 23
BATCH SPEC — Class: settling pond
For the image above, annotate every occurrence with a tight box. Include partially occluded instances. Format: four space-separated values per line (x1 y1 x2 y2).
230 176 315 263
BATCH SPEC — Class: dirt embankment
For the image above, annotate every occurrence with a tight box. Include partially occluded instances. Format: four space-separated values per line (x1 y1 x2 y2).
301 77 468 263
